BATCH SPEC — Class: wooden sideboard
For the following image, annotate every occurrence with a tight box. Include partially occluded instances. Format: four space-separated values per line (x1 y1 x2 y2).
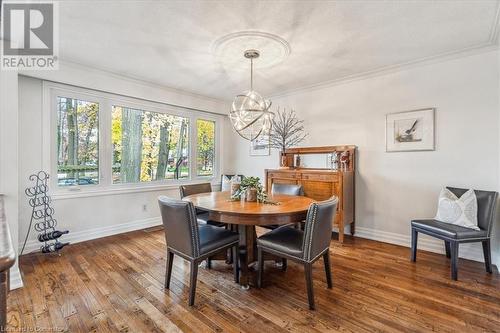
265 145 356 243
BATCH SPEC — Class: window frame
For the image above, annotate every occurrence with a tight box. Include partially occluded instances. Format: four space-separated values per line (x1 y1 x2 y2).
43 82 222 198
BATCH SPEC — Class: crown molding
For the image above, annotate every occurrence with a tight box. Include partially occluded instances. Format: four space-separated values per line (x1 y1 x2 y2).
50 59 232 105
269 42 500 99
270 2 500 99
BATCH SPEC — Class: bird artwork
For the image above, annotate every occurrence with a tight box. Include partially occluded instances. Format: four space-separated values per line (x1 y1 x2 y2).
395 118 422 143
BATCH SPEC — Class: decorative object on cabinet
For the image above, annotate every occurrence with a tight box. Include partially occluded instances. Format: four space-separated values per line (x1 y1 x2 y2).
386 108 435 152
22 171 70 255
266 145 356 243
229 49 273 141
250 134 270 156
269 108 307 167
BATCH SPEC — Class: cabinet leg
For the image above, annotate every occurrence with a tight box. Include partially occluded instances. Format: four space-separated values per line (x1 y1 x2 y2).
338 221 344 243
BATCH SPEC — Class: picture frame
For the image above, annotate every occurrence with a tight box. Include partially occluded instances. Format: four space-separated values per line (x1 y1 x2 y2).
386 108 435 152
250 134 270 156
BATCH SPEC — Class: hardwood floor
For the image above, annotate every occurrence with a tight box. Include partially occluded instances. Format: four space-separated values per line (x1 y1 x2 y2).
6 227 500 333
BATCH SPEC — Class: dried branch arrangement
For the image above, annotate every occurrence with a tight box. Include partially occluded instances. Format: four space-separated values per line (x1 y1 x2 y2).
269 107 307 152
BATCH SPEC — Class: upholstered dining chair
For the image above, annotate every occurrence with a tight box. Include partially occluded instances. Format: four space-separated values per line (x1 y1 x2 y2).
180 183 224 227
411 187 498 280
263 183 305 231
257 197 338 310
158 196 239 306
180 183 226 268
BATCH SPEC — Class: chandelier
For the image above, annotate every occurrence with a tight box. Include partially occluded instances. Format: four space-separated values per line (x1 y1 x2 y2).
229 49 274 141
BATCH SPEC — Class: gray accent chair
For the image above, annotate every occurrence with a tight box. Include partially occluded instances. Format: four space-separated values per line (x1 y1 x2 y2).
411 187 498 280
257 197 338 310
158 196 239 306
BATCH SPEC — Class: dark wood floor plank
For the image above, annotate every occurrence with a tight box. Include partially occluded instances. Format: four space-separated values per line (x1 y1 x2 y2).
6 227 500 333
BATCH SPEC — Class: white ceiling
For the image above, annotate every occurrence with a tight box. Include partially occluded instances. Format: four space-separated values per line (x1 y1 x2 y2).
58 0 500 100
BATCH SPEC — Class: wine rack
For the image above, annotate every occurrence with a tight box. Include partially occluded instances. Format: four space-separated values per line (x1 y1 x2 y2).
21 171 69 255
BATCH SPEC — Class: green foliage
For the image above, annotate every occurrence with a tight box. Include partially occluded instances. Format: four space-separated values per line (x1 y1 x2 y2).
197 119 215 176
231 177 277 204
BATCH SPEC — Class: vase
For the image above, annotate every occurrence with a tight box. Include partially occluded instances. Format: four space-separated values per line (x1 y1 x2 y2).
246 188 257 202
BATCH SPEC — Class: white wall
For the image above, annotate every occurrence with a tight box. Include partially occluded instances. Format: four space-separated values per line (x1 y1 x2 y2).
225 50 500 263
17 65 230 255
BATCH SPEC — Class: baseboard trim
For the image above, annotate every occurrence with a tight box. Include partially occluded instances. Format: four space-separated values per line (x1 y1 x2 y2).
19 216 162 254
354 227 485 263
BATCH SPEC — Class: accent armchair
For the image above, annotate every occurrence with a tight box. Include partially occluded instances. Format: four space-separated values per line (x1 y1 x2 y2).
411 187 498 280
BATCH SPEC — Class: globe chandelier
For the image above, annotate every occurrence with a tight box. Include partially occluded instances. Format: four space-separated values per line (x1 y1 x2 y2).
229 49 274 141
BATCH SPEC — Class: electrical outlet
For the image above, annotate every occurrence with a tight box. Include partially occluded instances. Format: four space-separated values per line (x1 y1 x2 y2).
142 204 147 212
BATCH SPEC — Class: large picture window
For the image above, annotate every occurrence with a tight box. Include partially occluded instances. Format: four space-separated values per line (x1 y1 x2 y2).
56 96 99 186
47 83 220 193
112 106 189 183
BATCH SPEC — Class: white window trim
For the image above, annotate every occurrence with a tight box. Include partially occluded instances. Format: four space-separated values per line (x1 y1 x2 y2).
42 81 223 199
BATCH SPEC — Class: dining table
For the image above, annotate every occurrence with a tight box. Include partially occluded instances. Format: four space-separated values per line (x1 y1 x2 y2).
183 191 315 288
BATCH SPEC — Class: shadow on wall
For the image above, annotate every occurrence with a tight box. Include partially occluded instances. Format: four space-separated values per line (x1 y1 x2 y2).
355 171 438 234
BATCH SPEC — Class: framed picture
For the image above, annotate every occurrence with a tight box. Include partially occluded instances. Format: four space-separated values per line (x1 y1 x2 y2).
386 108 435 152
250 134 270 156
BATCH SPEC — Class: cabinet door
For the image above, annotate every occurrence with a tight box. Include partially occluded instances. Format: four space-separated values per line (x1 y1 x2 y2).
300 179 338 201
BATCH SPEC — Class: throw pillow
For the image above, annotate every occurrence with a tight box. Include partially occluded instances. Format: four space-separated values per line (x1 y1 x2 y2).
435 188 479 230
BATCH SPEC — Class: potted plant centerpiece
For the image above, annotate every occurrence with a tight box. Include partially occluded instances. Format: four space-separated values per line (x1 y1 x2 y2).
269 108 308 168
231 176 275 204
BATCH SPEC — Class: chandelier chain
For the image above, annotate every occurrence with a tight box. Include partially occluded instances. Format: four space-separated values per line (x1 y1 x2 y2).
250 58 253 91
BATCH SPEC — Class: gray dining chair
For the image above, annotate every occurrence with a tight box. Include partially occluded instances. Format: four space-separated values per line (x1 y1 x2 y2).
180 183 226 268
257 197 338 310
158 196 239 306
263 183 304 231
411 187 498 280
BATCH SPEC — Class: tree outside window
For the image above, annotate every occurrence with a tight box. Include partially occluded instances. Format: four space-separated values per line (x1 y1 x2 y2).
196 119 215 176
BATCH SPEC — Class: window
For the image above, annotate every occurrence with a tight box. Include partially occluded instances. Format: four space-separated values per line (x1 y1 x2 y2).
47 82 220 194
196 119 215 176
112 106 190 183
56 96 99 186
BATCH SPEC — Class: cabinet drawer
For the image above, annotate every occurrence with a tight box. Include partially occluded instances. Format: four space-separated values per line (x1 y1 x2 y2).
301 173 338 182
268 172 299 179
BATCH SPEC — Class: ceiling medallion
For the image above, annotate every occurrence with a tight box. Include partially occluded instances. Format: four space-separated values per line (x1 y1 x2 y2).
212 31 291 69
229 49 274 141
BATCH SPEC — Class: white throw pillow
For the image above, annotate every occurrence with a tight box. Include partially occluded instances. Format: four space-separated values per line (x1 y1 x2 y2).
221 175 232 192
435 188 479 230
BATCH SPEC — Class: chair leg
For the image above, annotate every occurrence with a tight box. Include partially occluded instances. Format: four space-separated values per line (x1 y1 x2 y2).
482 239 492 273
206 258 212 269
410 228 418 262
450 241 459 281
445 241 451 258
304 263 315 310
323 250 333 289
189 260 199 306
165 250 174 289
281 258 287 272
257 248 264 288
233 246 239 283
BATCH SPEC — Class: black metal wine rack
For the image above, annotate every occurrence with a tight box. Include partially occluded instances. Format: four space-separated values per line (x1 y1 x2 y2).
22 171 69 255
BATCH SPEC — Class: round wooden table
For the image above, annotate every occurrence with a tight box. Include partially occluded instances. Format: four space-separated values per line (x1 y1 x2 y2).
183 191 314 288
